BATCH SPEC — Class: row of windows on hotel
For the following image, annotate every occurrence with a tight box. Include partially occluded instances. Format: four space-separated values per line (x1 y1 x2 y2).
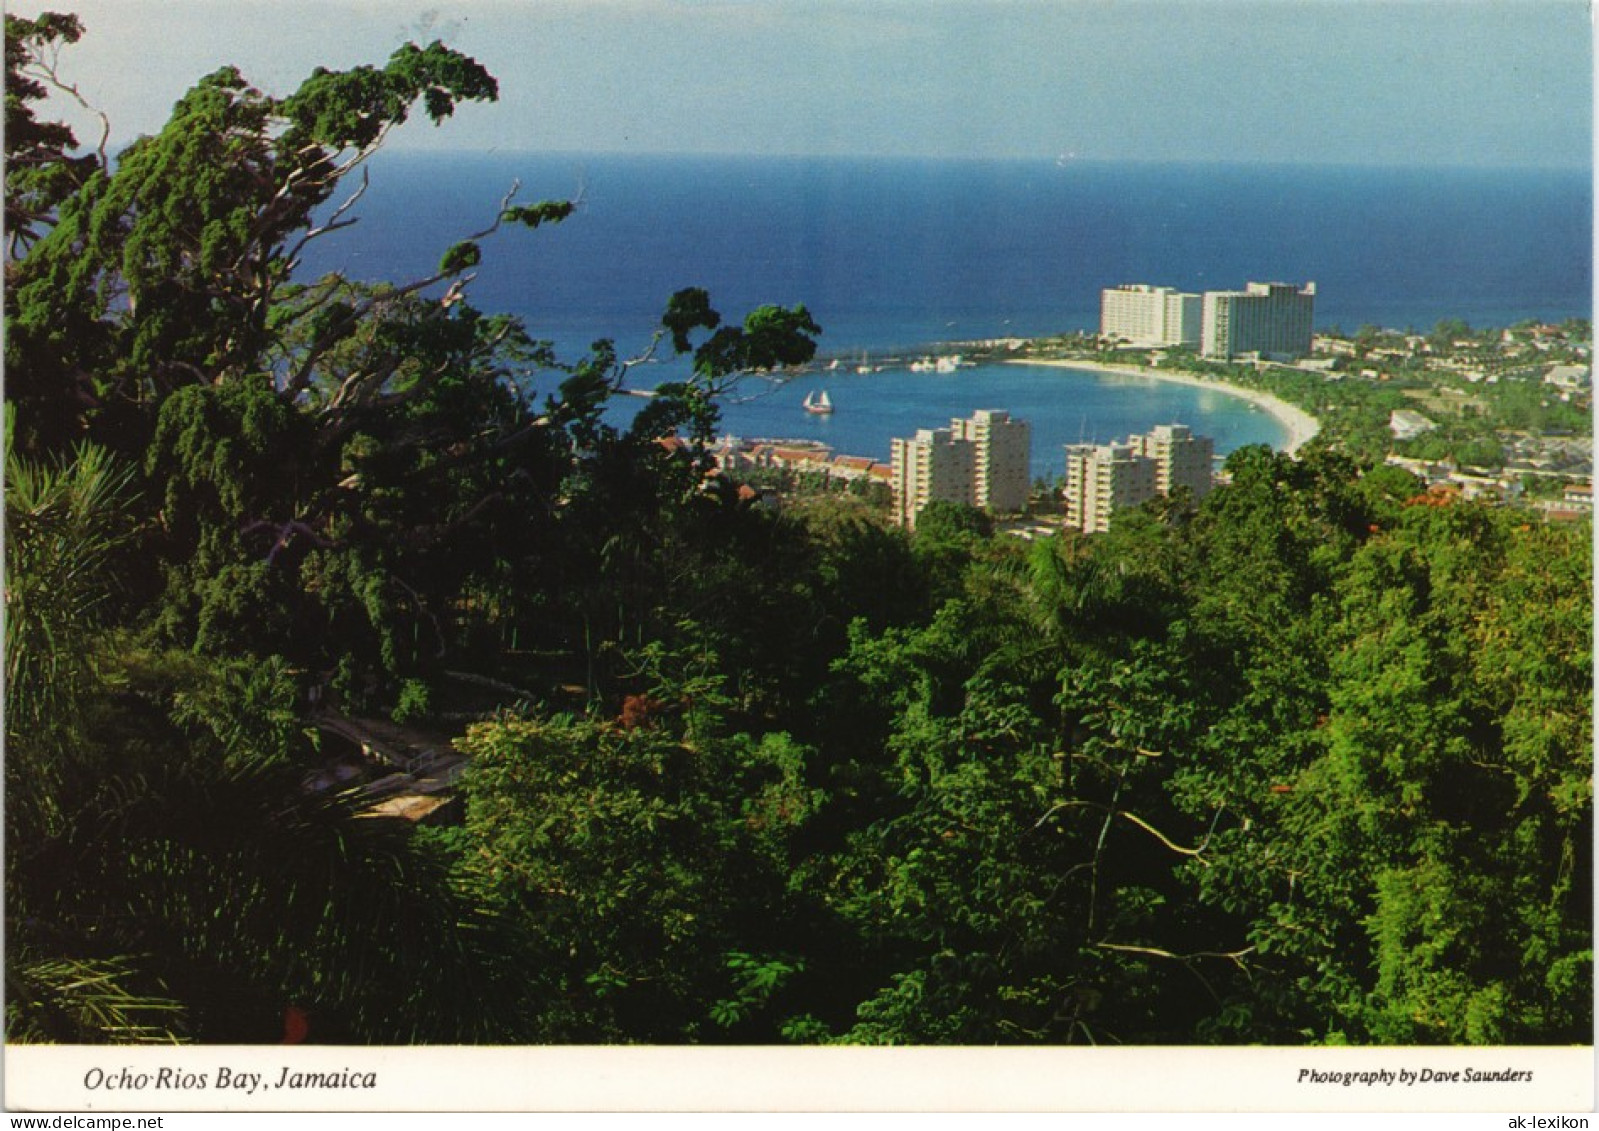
1101 281 1316 360
890 410 1213 533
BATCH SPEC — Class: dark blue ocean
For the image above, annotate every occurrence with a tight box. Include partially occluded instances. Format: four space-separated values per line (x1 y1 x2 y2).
301 152 1592 473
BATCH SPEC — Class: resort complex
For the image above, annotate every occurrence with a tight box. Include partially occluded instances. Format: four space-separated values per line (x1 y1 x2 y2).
1101 280 1317 360
1200 281 1317 360
1099 284 1202 349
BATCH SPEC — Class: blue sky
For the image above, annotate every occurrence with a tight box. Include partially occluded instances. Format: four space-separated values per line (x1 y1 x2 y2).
13 0 1595 167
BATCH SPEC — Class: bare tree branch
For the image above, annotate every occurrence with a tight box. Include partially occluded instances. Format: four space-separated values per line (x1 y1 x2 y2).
20 49 111 170
240 518 335 564
280 179 540 400
391 573 448 659
1094 941 1257 1003
1116 811 1214 863
282 163 372 271
1030 798 1217 865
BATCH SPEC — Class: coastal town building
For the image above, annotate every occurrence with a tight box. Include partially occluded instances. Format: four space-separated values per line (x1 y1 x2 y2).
1389 409 1437 441
710 437 895 492
1063 424 1215 533
891 427 976 528
1544 364 1591 392
1063 442 1158 534
1200 281 1316 360
1130 423 1215 500
951 409 1032 512
1100 285 1202 348
890 409 1033 527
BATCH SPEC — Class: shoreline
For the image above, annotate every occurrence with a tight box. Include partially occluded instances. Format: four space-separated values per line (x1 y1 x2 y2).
1004 358 1320 455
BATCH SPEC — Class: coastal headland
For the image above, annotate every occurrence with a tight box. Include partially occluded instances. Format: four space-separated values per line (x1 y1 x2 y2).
1006 357 1320 454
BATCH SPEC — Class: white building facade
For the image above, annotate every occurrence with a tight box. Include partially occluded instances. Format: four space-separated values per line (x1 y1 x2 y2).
1063 442 1158 534
952 409 1032 513
890 428 975 528
1063 424 1215 533
1100 284 1202 348
1129 423 1215 501
890 409 1033 528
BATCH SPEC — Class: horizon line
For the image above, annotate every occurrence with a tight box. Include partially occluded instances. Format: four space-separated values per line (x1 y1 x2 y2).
359 147 1598 175
83 136 1595 176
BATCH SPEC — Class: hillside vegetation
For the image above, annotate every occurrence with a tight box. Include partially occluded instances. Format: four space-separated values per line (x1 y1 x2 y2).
5 15 1590 1046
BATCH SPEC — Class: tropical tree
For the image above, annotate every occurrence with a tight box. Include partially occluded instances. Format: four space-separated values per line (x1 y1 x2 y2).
456 675 822 1041
4 12 820 1044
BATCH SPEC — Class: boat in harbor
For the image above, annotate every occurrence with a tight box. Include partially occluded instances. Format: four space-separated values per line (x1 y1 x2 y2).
803 389 834 415
909 354 966 373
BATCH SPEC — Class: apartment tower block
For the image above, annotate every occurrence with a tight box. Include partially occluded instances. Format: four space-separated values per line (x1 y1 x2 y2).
1130 423 1214 500
890 427 975 528
890 409 1032 528
1063 441 1158 534
1063 424 1215 533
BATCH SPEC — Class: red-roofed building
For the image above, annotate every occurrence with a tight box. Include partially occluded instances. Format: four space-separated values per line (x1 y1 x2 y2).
830 455 881 481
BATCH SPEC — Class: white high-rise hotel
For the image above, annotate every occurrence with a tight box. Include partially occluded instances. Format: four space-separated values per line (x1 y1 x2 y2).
1063 424 1214 534
1135 422 1215 499
890 409 1031 528
1100 284 1202 348
1063 441 1158 535
890 426 973 528
1101 280 1315 360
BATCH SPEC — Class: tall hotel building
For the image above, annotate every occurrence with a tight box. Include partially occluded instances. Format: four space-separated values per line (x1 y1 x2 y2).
890 409 1032 528
1063 442 1157 534
953 409 1032 512
1200 281 1316 360
891 427 975 528
1131 423 1214 501
1063 424 1214 534
1100 285 1202 348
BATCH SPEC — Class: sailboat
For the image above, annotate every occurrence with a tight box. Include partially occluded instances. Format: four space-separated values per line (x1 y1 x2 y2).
802 389 834 416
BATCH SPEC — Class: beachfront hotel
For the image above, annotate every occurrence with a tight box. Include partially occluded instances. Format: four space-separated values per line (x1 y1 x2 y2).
1063 424 1215 534
1100 284 1202 348
1200 281 1316 360
890 409 1032 528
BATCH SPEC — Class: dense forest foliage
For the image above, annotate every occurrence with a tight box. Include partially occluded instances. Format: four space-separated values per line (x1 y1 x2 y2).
5 17 1591 1046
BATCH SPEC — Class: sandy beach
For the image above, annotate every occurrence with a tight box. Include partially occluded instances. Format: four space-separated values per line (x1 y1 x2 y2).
1007 358 1320 454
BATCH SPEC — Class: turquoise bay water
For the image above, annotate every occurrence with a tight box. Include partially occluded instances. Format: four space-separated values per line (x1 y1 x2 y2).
711 361 1288 480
